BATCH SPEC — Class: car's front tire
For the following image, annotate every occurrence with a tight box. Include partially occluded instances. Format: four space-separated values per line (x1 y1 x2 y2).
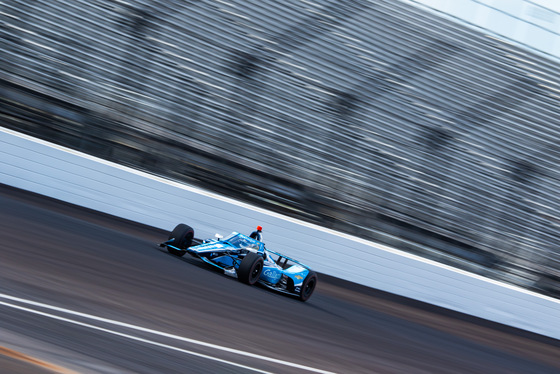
299 271 318 302
167 224 194 257
237 252 264 285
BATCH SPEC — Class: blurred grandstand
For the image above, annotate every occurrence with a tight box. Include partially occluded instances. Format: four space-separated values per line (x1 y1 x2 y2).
1 0 559 297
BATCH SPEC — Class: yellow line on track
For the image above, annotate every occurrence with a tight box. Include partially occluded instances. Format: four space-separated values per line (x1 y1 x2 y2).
0 346 79 374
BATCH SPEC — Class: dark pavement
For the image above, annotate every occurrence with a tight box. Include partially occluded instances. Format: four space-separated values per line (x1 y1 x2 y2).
0 184 558 373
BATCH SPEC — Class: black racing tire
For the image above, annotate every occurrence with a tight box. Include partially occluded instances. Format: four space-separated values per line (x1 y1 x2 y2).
299 271 318 302
237 252 264 285
167 224 194 257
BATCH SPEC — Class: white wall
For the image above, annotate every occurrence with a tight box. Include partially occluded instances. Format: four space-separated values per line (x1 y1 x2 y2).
405 0 560 61
1 126 559 340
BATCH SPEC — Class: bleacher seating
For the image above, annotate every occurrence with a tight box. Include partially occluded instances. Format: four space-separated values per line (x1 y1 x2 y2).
1 0 559 290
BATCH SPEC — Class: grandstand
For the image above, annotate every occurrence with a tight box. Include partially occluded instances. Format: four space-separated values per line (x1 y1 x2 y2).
1 0 559 295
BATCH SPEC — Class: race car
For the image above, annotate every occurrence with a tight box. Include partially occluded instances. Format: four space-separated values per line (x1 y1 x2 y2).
159 224 318 301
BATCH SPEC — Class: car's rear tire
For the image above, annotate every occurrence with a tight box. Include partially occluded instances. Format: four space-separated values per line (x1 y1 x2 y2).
299 271 318 302
167 224 194 257
237 252 264 285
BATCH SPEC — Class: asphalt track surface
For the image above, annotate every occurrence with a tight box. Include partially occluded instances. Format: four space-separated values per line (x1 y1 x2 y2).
0 184 559 374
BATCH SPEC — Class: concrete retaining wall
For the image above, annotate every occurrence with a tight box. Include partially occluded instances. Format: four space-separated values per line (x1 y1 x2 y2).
2 126 559 340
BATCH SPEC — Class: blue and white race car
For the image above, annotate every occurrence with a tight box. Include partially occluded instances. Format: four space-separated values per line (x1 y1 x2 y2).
159 224 318 301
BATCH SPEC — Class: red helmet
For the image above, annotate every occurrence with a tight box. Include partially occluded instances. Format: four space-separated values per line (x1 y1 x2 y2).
256 225 263 231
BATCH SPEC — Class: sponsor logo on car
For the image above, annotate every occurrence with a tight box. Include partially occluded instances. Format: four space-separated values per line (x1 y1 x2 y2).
263 269 281 281
295 275 303 280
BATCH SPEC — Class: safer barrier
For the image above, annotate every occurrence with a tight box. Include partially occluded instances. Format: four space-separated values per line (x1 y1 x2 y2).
2 126 559 340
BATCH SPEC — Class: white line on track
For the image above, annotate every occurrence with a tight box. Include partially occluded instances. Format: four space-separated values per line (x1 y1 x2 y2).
0 300 273 374
0 293 337 374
